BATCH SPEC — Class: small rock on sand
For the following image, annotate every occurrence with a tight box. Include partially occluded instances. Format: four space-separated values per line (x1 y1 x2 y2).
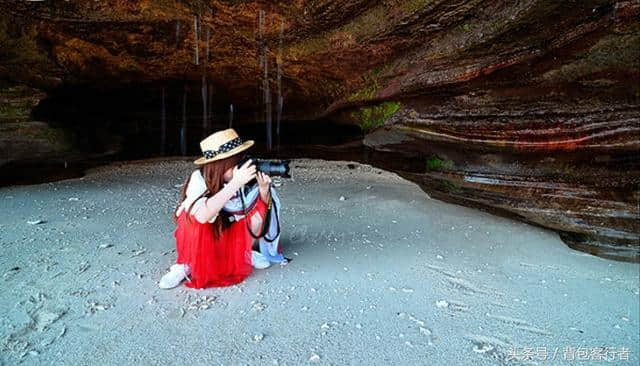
436 300 449 308
252 333 264 343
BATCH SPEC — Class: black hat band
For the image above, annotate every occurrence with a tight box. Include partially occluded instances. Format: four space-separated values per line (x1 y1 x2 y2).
202 137 244 159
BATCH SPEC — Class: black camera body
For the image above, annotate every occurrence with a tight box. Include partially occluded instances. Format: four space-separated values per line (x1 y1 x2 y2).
238 156 291 179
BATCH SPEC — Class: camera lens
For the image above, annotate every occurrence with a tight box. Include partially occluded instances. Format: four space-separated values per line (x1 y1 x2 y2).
238 157 291 178
254 159 290 178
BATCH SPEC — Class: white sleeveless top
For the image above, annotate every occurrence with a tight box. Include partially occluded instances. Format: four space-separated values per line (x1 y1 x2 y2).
176 170 218 223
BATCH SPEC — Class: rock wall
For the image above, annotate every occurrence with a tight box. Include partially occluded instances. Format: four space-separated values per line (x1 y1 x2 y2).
1 0 638 260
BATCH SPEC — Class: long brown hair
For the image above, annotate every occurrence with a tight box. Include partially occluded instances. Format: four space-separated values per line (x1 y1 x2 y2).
174 153 245 239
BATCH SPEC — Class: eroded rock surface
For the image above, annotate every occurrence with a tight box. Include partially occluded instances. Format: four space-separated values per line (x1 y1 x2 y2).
1 1 638 259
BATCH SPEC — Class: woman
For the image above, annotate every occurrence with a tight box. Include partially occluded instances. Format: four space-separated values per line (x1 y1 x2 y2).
159 128 275 289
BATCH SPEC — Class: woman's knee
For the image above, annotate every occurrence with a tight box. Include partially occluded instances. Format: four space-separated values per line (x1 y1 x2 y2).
250 212 263 235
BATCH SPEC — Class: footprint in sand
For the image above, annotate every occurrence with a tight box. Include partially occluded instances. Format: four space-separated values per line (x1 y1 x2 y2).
464 334 527 365
1 293 67 362
485 313 553 336
397 312 436 346
436 299 470 313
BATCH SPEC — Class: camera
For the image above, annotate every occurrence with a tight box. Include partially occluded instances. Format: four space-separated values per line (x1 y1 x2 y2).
238 156 291 179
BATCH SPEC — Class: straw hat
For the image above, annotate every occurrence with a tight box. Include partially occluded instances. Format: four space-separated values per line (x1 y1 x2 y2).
193 128 254 165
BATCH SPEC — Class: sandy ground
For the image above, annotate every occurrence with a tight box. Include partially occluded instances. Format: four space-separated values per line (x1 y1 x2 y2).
0 158 638 366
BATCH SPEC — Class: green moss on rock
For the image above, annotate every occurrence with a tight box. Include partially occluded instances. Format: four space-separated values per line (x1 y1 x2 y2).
0 122 74 153
347 83 380 102
0 16 49 75
0 103 31 120
543 34 640 82
351 101 401 132
425 155 455 170
441 180 462 193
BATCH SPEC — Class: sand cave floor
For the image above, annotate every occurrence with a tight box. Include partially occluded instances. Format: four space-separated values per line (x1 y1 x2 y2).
1 159 638 365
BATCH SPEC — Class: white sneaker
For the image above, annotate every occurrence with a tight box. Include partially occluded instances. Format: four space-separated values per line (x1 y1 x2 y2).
251 251 271 269
159 264 191 289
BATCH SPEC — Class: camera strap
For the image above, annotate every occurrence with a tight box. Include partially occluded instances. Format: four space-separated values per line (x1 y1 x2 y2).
240 185 280 242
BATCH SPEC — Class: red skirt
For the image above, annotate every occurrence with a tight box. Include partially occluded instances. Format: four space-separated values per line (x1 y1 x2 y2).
174 197 267 289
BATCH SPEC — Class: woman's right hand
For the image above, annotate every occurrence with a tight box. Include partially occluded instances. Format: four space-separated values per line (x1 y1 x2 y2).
196 160 256 224
230 159 256 189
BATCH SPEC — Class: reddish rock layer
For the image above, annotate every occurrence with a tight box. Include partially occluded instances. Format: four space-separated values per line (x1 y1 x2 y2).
1 0 638 260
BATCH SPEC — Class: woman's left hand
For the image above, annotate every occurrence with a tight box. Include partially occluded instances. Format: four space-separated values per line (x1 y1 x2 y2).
256 171 271 203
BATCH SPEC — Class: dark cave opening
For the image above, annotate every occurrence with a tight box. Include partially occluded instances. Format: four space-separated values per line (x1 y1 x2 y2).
5 83 431 186
30 84 364 159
